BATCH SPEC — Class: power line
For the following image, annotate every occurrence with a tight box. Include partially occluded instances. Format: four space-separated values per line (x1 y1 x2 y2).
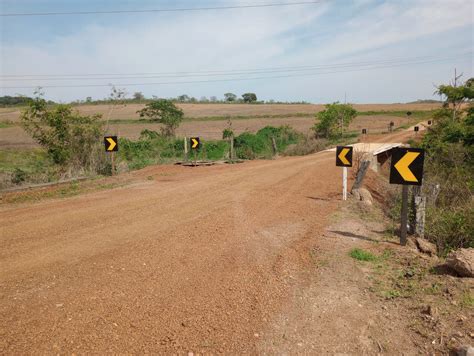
0 1 325 17
2 54 470 90
2 53 470 81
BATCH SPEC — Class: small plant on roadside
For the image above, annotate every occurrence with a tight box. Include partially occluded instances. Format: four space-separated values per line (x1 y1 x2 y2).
349 248 378 262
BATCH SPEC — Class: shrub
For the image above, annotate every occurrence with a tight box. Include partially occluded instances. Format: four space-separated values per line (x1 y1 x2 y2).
137 100 184 137
20 96 104 173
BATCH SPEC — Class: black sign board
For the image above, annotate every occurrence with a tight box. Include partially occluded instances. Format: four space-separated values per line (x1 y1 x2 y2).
104 136 118 152
336 146 353 167
389 148 425 186
428 120 432 125
414 126 419 132
362 129 367 134
190 137 200 150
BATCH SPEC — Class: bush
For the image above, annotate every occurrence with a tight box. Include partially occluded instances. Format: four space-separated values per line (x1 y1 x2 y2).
284 136 328 156
20 97 104 173
234 125 302 159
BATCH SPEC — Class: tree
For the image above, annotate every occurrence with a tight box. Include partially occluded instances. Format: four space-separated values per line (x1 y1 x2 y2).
224 93 237 102
177 94 190 102
436 76 474 121
86 96 92 103
137 99 184 137
21 96 103 169
133 92 145 101
210 96 218 102
313 102 357 138
242 93 257 103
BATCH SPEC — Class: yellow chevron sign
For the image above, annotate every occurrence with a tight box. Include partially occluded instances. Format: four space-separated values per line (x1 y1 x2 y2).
336 146 353 167
104 136 118 152
190 137 200 149
390 148 424 186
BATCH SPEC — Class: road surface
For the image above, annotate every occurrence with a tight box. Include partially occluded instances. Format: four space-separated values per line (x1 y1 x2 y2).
1 151 344 353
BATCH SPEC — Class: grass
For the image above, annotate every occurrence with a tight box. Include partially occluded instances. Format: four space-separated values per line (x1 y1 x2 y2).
1 180 126 204
349 248 379 262
460 292 474 308
0 121 16 128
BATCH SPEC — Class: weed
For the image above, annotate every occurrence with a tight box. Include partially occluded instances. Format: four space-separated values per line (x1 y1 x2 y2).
349 248 378 262
381 289 401 299
460 292 474 308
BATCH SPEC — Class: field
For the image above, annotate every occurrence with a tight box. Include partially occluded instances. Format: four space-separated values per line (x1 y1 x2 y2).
0 103 437 148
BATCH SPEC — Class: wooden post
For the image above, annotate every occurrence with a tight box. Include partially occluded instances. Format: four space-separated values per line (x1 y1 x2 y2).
400 185 409 246
184 137 188 161
230 135 235 161
411 186 426 238
271 137 277 157
351 160 370 192
111 152 115 176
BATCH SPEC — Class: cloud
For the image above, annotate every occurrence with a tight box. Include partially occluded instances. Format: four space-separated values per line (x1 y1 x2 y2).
0 0 472 102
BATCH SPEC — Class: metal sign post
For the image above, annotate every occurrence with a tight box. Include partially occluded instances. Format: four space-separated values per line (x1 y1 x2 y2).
336 146 353 201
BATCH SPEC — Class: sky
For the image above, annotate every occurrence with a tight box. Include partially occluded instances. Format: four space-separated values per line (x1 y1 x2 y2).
0 0 473 103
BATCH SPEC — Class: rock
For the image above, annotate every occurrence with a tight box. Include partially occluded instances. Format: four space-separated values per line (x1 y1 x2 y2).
446 248 474 278
351 189 361 201
456 345 474 356
358 188 373 206
415 238 437 256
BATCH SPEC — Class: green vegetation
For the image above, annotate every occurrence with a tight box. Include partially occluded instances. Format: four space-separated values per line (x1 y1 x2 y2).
242 93 257 103
349 248 378 262
419 77 474 253
0 121 15 128
234 126 302 159
20 96 105 170
137 99 184 137
314 102 357 138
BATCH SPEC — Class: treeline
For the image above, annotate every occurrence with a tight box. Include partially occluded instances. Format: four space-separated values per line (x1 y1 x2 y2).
70 91 311 105
0 95 55 107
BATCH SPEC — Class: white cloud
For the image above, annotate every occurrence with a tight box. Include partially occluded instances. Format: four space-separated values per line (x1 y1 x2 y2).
0 0 472 102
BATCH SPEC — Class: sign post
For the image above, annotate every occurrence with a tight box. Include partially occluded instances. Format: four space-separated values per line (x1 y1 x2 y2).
104 136 118 175
190 137 200 166
336 146 353 201
389 147 425 245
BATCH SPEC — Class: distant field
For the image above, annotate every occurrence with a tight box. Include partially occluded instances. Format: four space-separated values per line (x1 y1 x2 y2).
0 113 419 148
0 102 441 123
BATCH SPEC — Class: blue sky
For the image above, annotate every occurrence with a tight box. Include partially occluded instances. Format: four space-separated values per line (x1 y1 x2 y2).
0 0 472 103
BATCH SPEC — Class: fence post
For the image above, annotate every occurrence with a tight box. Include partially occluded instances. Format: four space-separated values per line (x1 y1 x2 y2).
271 137 277 157
184 136 188 161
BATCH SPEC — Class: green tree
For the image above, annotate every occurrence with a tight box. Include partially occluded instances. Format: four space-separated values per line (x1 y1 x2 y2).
224 93 237 102
177 94 190 102
313 102 357 138
419 77 474 252
242 93 257 103
435 77 474 121
137 99 184 137
21 96 103 169
133 92 145 101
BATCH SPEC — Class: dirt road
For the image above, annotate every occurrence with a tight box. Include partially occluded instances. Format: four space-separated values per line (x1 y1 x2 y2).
1 152 347 353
